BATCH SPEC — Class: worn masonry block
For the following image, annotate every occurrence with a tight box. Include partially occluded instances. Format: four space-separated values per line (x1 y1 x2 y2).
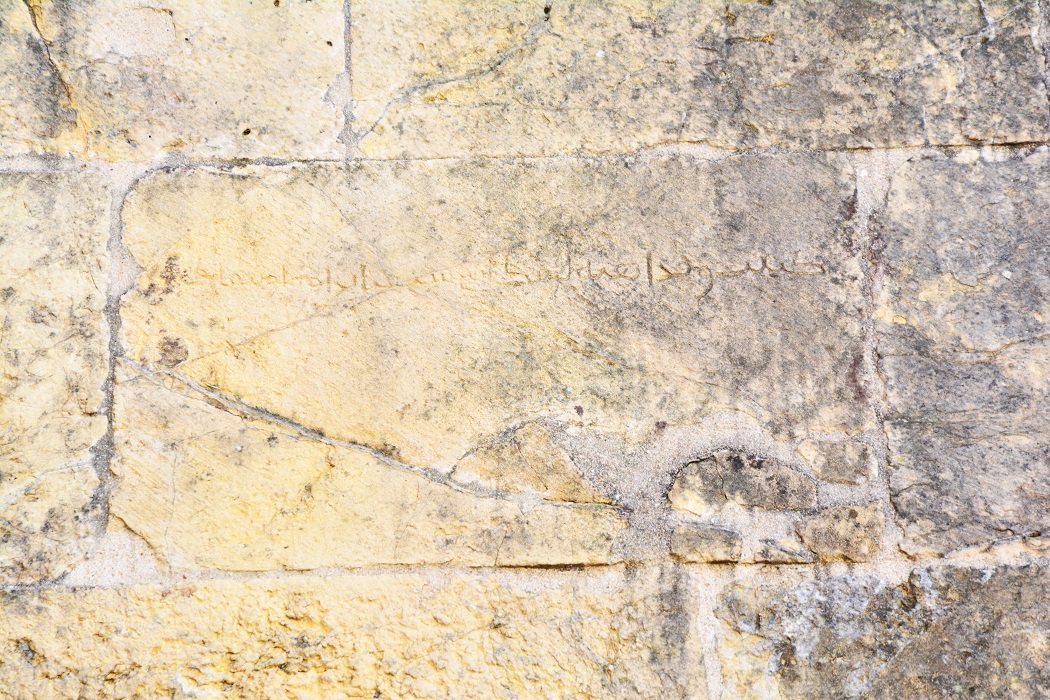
351 0 1050 158
18 0 345 160
0 2 77 156
0 171 109 583
0 568 706 699
115 153 872 567
876 151 1050 557
112 369 625 570
716 564 1050 699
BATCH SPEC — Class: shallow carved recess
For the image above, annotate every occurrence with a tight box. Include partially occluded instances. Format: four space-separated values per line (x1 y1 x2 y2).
0 171 109 584
876 151 1050 557
351 0 1050 158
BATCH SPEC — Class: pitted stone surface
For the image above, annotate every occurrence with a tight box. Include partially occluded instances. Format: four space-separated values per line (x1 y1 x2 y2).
351 0 1050 158
5 0 1050 695
716 564 1050 699
0 171 108 584
877 152 1050 557
0 568 705 699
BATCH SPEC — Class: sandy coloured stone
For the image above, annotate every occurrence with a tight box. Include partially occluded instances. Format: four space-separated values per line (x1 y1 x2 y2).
876 151 1050 557
119 153 871 479
0 567 706 699
351 0 1050 158
669 523 741 563
111 367 624 570
716 564 1050 699
0 171 109 584
795 503 884 563
797 439 873 485
26 0 345 160
0 2 77 156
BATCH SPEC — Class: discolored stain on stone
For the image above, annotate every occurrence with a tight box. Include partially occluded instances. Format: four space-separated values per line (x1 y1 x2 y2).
795 503 884 562
0 1 78 155
669 522 742 563
876 151 1050 557
0 171 108 584
717 564 1050 699
351 0 1050 158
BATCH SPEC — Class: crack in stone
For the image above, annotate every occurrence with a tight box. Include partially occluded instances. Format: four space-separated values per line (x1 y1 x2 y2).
119 358 619 511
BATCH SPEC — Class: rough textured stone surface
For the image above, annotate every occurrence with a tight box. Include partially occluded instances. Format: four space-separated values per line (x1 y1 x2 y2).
0 171 108 584
717 564 1050 699
669 522 741 563
0 568 705 699
119 154 870 472
351 0 1050 158
877 152 1050 557
21 0 345 159
6 1 1050 695
669 450 818 516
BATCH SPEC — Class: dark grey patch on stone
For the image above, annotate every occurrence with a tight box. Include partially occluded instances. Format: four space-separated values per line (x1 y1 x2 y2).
877 152 1050 556
717 564 1050 699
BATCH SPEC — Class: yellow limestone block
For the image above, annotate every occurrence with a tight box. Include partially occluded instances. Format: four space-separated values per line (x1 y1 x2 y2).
0 568 708 699
0 171 109 583
111 368 624 570
27 0 345 160
351 0 1050 158
119 154 872 473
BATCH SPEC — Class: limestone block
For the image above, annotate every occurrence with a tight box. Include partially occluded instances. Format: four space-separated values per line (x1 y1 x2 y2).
669 523 742 563
351 0 1050 158
25 0 345 160
0 171 108 583
717 564 1050 699
0 568 707 699
794 503 884 563
111 367 625 570
119 153 871 477
876 151 1050 557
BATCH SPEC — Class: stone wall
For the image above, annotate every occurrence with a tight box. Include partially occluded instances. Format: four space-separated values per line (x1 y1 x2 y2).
2 1 1049 697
